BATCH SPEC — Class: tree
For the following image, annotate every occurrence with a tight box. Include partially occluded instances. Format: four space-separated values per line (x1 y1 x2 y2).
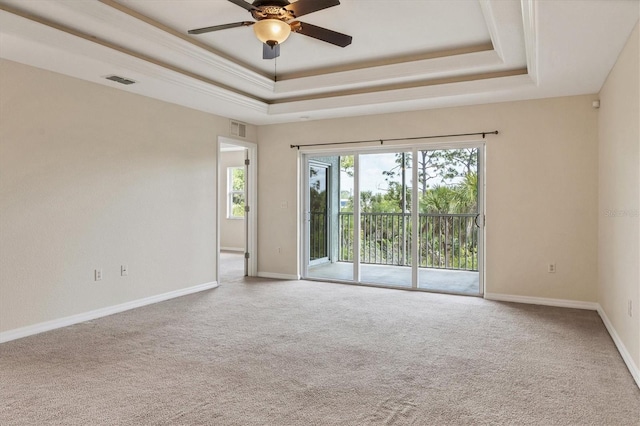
340 155 354 177
451 172 478 214
230 167 245 217
384 149 478 196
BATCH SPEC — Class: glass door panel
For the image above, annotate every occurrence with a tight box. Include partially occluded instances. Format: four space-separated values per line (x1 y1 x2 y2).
416 148 481 295
306 155 354 282
309 163 328 263
358 151 412 288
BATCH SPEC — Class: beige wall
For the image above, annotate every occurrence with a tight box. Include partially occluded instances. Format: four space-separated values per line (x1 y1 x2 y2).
598 23 640 369
0 59 255 333
257 95 599 302
219 150 246 251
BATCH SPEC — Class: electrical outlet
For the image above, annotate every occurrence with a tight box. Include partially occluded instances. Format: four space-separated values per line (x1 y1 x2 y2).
121 265 128 276
95 269 102 281
277 247 282 254
628 300 633 317
547 263 556 273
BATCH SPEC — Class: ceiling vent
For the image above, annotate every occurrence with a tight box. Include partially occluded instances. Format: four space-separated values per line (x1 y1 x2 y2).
105 75 136 85
230 120 247 138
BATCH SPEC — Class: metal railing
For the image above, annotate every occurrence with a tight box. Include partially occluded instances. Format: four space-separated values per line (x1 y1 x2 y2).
309 211 328 260
337 212 478 271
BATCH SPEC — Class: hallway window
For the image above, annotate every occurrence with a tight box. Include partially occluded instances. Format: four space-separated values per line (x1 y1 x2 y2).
228 167 245 219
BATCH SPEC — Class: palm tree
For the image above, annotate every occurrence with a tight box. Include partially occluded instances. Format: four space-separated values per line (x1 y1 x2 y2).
452 172 477 214
451 172 478 269
421 186 457 267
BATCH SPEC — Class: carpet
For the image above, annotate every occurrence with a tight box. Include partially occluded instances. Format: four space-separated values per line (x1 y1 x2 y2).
1 275 639 425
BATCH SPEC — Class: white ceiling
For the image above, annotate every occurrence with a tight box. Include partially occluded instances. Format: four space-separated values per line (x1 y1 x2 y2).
117 0 495 77
0 0 638 125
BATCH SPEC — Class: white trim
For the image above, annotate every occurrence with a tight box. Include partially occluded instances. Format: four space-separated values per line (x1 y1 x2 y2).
0 282 218 344
217 137 258 281
257 272 300 280
411 148 419 289
484 292 598 310
275 50 505 95
520 0 540 84
220 247 245 252
477 293 639 389
479 0 505 61
300 152 309 280
267 74 534 116
596 304 640 389
353 153 361 283
477 144 486 296
73 1 274 91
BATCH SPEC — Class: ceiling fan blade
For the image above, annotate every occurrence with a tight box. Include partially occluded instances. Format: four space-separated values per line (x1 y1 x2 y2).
227 0 259 11
263 43 281 59
188 21 254 35
285 0 340 18
291 21 352 47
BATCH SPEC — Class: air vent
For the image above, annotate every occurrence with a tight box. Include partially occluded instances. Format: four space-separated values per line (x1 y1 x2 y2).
105 75 136 85
230 120 247 138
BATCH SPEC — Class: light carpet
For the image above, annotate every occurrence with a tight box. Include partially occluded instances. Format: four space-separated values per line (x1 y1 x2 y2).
1 270 639 424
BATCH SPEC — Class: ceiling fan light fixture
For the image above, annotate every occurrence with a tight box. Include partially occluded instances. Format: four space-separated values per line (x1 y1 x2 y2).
253 19 291 46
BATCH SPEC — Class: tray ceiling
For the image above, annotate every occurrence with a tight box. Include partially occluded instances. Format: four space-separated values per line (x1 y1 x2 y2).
0 0 638 125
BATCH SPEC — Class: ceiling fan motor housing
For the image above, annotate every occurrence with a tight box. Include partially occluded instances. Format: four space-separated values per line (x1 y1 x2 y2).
250 0 295 21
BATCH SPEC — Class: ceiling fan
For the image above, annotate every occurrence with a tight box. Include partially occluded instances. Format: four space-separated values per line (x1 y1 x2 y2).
187 0 353 60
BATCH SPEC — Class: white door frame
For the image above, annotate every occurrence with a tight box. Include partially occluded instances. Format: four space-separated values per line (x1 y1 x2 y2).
307 160 332 267
217 136 258 283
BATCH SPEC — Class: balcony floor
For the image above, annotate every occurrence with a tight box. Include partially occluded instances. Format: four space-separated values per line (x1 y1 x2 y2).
308 261 480 295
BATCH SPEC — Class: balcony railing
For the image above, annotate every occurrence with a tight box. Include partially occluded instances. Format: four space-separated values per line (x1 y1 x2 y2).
332 212 478 271
309 211 328 261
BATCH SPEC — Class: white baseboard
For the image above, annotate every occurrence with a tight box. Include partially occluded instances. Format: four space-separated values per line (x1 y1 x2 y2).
484 293 598 310
483 293 638 389
257 271 299 280
596 304 640 389
220 247 244 252
0 281 218 344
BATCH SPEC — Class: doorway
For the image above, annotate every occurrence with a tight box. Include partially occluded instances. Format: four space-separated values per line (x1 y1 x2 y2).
217 137 257 284
302 144 484 296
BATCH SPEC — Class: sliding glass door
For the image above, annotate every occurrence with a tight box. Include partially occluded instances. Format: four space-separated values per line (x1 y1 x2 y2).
416 148 482 294
303 145 483 296
358 151 412 288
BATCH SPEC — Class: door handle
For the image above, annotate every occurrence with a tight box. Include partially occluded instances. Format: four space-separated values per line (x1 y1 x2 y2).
474 214 481 228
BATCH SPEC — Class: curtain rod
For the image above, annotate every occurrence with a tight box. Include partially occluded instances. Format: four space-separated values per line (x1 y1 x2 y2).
290 130 499 149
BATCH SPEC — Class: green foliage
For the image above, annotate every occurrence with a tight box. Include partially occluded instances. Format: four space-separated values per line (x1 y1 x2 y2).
229 167 245 218
340 155 354 177
231 167 244 191
334 150 480 270
231 194 245 217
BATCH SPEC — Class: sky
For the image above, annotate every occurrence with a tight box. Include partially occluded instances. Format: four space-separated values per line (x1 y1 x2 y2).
338 151 468 197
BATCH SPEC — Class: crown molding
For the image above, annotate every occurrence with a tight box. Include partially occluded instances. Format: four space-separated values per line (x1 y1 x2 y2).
97 0 275 92
0 10 268 114
274 49 506 96
269 73 533 116
479 0 505 61
520 0 540 84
